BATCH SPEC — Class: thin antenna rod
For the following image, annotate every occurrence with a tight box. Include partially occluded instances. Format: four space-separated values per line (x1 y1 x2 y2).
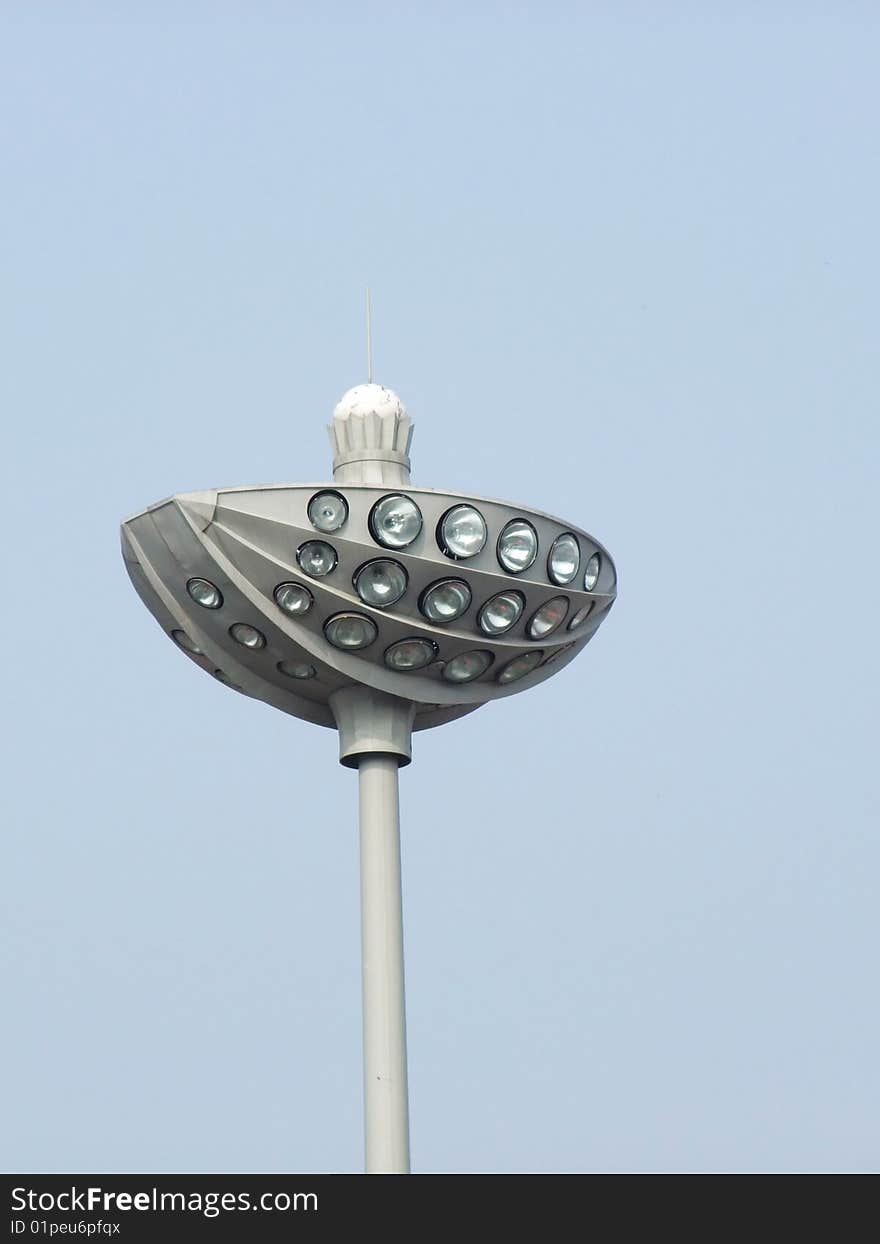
366 287 373 384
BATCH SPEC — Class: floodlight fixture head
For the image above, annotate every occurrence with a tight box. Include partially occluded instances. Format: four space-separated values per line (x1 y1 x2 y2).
121 380 616 765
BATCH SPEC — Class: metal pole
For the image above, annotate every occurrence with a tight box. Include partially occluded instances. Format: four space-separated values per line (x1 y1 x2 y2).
357 754 411 1174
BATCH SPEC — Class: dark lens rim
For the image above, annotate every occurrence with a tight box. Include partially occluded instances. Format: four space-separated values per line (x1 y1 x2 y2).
323 611 379 650
171 628 202 655
496 518 538 574
273 581 315 615
228 622 267 650
296 540 338 577
383 637 440 671
567 602 594 631
307 489 349 533
368 493 423 549
186 577 223 609
547 532 581 586
477 589 526 635
440 648 495 683
276 659 317 679
353 559 409 609
583 551 602 591
525 596 570 640
437 504 488 560
418 577 473 623
497 649 544 684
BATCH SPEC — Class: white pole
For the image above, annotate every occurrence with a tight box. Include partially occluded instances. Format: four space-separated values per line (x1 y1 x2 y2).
326 388 416 1175
358 754 411 1174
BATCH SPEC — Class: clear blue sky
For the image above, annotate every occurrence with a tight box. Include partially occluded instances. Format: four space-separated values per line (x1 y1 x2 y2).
2 3 877 1173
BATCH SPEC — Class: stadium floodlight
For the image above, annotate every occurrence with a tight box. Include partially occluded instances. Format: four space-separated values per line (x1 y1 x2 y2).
120 377 616 1174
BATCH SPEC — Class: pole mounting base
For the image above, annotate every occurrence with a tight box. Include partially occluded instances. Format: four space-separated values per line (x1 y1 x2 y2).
329 685 416 769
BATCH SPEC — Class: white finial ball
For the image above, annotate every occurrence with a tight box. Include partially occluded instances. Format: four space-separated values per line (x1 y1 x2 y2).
334 383 406 421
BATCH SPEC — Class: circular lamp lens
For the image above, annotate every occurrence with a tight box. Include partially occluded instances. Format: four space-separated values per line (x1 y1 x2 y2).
419 579 471 623
213 669 242 690
584 552 601 591
277 659 316 680
498 650 544 684
324 613 377 650
187 577 222 609
542 641 576 666
297 541 337 578
171 629 202 655
384 638 438 671
526 596 569 639
370 494 423 549
229 622 266 649
273 582 313 616
442 649 493 683
308 490 348 533
548 533 580 585
439 505 487 559
497 519 538 573
478 590 524 635
354 559 408 609
568 603 593 631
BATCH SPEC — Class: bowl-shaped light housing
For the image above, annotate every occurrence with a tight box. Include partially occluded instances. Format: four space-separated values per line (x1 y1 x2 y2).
548 532 580 585
497 519 538 573
369 494 423 549
354 559 408 609
438 505 487 559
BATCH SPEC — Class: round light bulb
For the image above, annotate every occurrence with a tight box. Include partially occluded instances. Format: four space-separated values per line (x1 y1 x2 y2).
369 494 423 549
541 641 576 666
498 650 544 684
568 603 593 631
229 622 266 649
273 582 313 616
297 541 337 578
584 552 601 591
497 519 538 573
324 613 377 650
419 579 471 624
187 577 223 609
171 629 202 655
213 669 242 690
478 590 524 635
277 659 316 680
354 559 408 609
438 505 487 559
526 596 569 639
384 638 438 671
548 533 580 585
441 649 493 683
307 490 348 533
